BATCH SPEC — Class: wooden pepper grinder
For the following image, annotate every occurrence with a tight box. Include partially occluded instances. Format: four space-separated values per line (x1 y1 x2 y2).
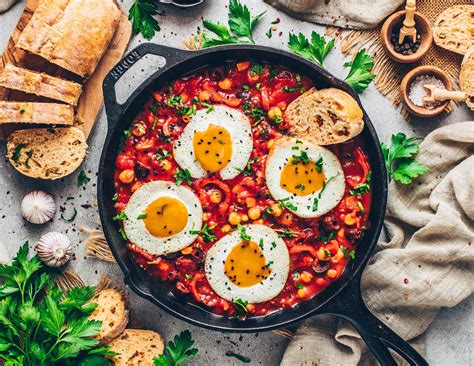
399 0 417 44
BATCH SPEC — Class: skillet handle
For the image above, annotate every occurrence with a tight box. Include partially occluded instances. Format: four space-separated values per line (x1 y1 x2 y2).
320 277 428 366
102 43 193 130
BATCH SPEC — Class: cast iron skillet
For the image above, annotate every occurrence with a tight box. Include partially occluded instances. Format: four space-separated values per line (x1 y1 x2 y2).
99 43 428 366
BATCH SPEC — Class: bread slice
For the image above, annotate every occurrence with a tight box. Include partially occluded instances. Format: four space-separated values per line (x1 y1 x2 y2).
89 288 129 344
107 329 165 365
461 46 474 110
285 87 364 145
0 101 74 125
17 0 121 78
433 5 474 55
7 127 87 179
0 64 82 105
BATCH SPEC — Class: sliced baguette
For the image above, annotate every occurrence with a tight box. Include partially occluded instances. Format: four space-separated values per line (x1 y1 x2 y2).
433 5 474 55
7 127 87 179
107 329 165 366
461 46 474 110
0 101 74 125
0 64 82 105
89 288 129 344
285 87 364 145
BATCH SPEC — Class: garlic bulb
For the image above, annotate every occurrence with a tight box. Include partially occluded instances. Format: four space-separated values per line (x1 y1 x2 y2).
21 191 56 224
35 232 72 267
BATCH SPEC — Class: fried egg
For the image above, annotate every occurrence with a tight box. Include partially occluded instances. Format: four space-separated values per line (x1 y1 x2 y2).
205 224 290 304
265 137 345 218
173 105 253 180
124 181 203 256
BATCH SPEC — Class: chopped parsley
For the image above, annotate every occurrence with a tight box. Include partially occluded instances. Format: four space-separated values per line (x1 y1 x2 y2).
318 230 335 244
119 228 127 240
118 128 132 151
340 246 356 260
295 183 305 192
19 108 26 114
292 150 310 164
155 148 170 161
251 63 264 75
185 274 194 280
200 101 214 113
190 223 216 242
249 107 265 125
77 170 91 186
234 298 248 312
137 213 147 220
295 283 304 289
24 150 33 169
349 171 372 195
283 85 304 93
113 210 128 221
312 197 319 212
259 238 264 248
292 270 300 280
278 197 298 211
275 228 296 239
237 224 251 241
266 27 272 38
315 157 324 173
11 143 27 162
174 168 193 186
271 241 277 248
234 157 258 176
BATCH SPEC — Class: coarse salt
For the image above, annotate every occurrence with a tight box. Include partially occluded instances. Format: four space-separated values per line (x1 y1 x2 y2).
408 75 446 109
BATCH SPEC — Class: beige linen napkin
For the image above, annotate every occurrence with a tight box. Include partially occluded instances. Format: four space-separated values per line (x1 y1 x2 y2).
265 0 404 29
281 121 474 365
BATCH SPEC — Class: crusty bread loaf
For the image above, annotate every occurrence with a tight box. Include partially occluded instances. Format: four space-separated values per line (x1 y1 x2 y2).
0 64 82 105
107 329 165 366
461 46 474 110
89 289 129 344
7 127 87 179
433 5 474 55
0 101 74 125
285 87 364 145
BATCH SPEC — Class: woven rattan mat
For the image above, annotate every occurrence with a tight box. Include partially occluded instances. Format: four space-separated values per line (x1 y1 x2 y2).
326 0 471 120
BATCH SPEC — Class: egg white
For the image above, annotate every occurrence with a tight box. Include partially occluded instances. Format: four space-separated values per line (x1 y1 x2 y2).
173 105 253 180
205 224 290 304
265 137 345 218
123 181 203 256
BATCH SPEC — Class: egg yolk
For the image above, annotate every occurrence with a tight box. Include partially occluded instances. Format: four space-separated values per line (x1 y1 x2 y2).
280 159 326 197
193 124 232 173
224 240 272 287
143 197 188 238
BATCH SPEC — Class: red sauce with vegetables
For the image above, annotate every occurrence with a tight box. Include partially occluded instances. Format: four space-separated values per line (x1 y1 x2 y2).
113 61 372 319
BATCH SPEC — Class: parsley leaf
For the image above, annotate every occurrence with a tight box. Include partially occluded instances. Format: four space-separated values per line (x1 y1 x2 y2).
343 49 376 93
174 168 193 186
11 143 27 162
113 210 128 221
153 330 198 366
278 197 298 211
349 171 371 196
128 0 162 40
234 157 258 176
381 133 428 184
288 31 335 66
190 223 216 242
77 170 91 186
237 224 251 241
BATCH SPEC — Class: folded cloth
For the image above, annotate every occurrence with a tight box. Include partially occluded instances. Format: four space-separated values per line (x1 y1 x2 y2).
265 0 404 29
281 121 474 365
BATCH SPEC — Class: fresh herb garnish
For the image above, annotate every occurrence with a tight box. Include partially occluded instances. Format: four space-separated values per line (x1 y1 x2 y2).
288 31 335 66
381 133 428 184
119 228 128 240
11 143 27 162
283 85 304 93
318 230 335 244
292 150 310 164
0 244 116 365
61 207 78 222
24 150 33 168
275 228 296 239
190 223 216 242
19 108 26 114
237 224 251 241
278 198 298 211
250 63 264 75
113 210 128 221
357 201 366 213
119 128 132 151
128 0 163 40
200 101 214 113
234 157 258 176
343 49 376 93
266 27 272 38
77 170 91 186
292 270 300 280
349 171 371 195
234 298 248 312
200 0 265 47
137 213 147 220
340 246 356 260
248 107 265 125
315 157 324 173
225 351 251 363
184 274 194 281
156 148 170 161
174 168 193 186
153 330 198 366
312 197 319 212
259 238 264 248
295 283 304 289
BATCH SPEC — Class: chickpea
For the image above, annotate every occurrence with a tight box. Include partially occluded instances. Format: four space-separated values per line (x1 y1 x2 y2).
317 247 331 261
221 224 231 233
245 197 256 208
248 207 261 220
209 190 222 204
159 160 172 171
198 91 210 101
119 169 135 184
300 271 313 283
270 203 282 217
267 106 282 121
241 214 249 222
228 212 241 226
327 269 338 279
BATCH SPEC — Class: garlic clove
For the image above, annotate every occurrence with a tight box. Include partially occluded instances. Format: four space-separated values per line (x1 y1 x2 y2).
21 191 56 225
35 232 72 267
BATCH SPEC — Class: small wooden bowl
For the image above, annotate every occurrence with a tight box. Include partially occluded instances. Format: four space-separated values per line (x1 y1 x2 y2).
381 10 432 63
400 65 452 117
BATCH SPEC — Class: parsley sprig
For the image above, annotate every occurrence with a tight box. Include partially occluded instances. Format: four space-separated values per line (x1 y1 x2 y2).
288 31 335 67
174 168 193 186
190 223 216 243
200 0 265 48
237 224 251 241
128 0 163 40
350 171 372 196
343 49 376 93
381 133 428 184
0 244 115 365
153 330 198 366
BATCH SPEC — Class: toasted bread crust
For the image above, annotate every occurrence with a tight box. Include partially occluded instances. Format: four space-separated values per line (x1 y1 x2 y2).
0 101 74 125
433 5 474 55
285 87 364 145
0 64 82 105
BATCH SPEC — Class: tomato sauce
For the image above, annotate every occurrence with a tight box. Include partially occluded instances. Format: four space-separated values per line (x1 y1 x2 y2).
113 61 372 319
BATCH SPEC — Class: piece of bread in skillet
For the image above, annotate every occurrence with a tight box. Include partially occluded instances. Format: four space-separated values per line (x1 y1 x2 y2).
461 46 474 110
17 0 121 78
432 5 474 55
0 64 82 106
88 288 129 344
285 87 364 145
107 329 165 365
0 101 74 125
7 127 87 179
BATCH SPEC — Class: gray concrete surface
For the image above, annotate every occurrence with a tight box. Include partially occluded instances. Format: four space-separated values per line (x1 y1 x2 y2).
0 1 472 365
